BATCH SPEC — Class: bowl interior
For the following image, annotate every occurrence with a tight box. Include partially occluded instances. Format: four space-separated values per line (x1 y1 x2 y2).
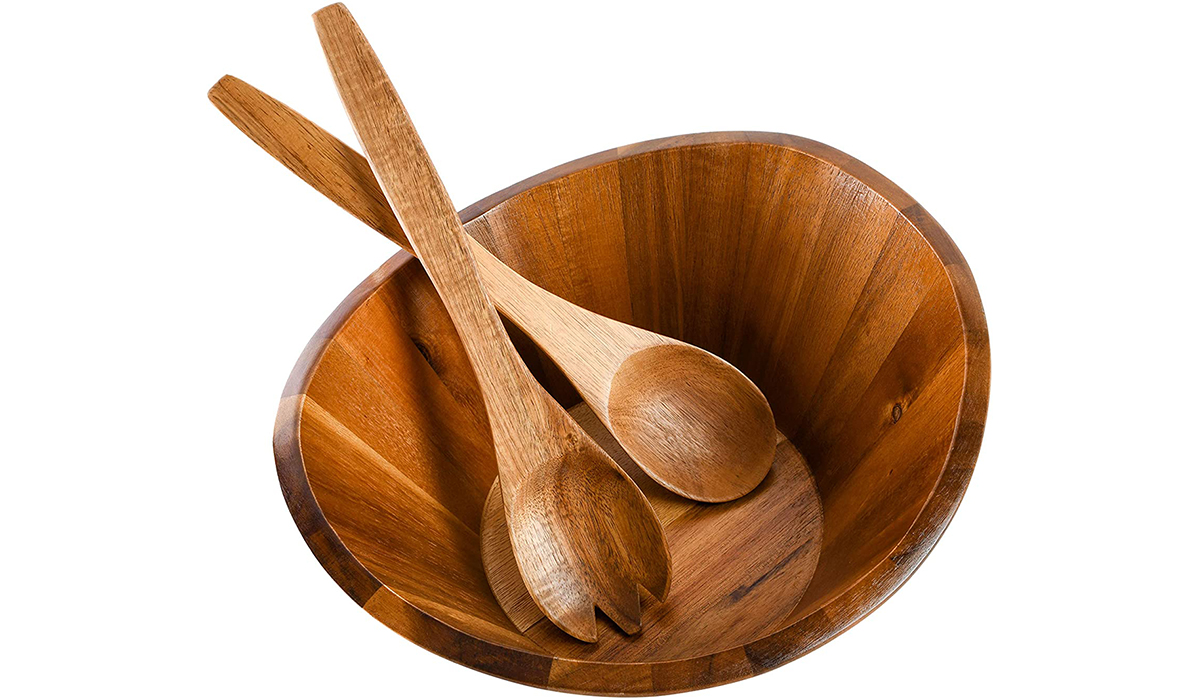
277 134 986 693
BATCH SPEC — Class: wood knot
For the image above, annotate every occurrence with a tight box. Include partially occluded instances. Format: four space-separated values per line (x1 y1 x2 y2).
891 402 904 424
411 337 434 365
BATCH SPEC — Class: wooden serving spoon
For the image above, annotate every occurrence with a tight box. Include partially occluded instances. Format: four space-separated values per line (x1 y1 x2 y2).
208 89 775 504
312 3 669 643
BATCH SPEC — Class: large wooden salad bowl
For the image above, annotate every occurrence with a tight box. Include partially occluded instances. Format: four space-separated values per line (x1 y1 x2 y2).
274 132 989 695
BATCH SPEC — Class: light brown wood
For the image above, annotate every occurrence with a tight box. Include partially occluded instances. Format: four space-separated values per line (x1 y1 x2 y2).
259 121 989 694
312 3 670 643
209 73 775 504
482 402 820 661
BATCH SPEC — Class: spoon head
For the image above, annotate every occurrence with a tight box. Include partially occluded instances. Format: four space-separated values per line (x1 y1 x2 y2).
607 344 776 503
504 442 671 643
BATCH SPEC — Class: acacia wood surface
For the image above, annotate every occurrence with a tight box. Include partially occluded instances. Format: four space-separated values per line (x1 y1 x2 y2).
209 73 774 503
481 402 821 662
262 69 989 695
313 4 670 642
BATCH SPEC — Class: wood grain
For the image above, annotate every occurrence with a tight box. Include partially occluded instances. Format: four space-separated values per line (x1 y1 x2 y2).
482 402 821 662
210 74 776 503
267 121 990 692
312 3 670 642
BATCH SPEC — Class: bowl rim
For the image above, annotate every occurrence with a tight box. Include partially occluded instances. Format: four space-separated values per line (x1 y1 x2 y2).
272 131 990 695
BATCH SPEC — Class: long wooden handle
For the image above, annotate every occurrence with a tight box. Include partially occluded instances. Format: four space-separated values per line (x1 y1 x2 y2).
314 3 543 465
208 76 562 316
208 75 412 253
208 74 613 359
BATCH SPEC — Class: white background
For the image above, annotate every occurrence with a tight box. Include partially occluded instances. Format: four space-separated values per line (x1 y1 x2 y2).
3 1 1197 697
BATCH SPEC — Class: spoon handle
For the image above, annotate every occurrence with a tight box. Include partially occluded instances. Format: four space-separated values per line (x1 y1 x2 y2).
314 3 548 484
209 75 658 410
208 75 412 253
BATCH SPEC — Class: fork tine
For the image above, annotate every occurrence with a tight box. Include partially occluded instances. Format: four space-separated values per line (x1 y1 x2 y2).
592 576 643 635
535 585 600 643
636 548 672 601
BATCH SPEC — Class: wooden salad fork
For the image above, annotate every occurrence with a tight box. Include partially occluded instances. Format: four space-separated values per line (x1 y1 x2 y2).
310 3 670 642
208 80 776 504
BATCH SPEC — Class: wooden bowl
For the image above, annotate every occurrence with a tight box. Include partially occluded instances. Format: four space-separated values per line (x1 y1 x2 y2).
274 132 989 695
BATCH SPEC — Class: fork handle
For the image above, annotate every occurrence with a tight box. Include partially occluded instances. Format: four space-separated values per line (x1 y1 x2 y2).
315 3 551 483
